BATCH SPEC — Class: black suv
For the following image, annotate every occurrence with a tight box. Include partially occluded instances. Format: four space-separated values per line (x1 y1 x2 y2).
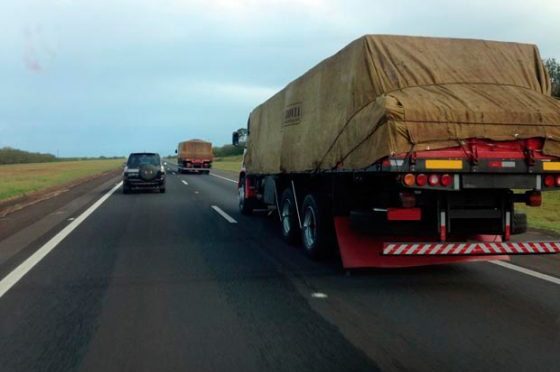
123 153 166 194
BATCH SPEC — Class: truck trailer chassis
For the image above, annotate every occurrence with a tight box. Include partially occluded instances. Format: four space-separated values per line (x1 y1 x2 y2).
238 138 560 268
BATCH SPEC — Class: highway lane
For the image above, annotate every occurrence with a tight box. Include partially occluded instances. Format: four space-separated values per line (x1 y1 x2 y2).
1 167 560 371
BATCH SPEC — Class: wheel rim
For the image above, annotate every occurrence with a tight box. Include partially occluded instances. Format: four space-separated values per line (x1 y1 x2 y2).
302 206 317 249
281 200 292 235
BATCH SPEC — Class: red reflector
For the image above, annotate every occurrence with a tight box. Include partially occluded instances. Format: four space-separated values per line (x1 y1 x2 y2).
245 177 256 198
416 174 427 186
488 160 502 168
387 208 422 221
428 174 440 186
556 176 560 187
526 191 542 207
544 175 555 187
441 174 452 187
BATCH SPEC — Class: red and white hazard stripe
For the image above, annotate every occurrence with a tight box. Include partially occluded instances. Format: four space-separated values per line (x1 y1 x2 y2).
383 241 560 256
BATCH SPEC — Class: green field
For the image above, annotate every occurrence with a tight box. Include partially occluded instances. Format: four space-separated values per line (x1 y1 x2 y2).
0 159 124 202
212 155 243 173
518 191 560 233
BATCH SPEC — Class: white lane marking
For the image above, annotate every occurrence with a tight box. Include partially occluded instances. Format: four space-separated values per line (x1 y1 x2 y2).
0 181 123 299
67 217 75 221
211 205 237 223
210 173 238 184
311 292 328 299
181 180 189 186
490 260 560 286
194 191 199 194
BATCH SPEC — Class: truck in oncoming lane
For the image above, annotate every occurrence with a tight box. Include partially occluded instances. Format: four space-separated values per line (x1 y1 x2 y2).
176 139 213 174
232 34 560 269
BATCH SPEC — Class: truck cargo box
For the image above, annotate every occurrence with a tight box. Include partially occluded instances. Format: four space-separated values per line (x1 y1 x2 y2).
178 139 213 160
245 35 560 174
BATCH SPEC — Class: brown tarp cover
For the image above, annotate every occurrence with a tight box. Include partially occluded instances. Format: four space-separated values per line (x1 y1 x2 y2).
178 139 213 160
245 35 560 174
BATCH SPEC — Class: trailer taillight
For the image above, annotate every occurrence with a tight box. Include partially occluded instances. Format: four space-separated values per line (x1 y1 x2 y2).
402 173 454 188
428 174 440 186
544 175 555 188
403 173 416 186
440 174 452 187
557 176 560 187
526 191 542 207
416 174 427 186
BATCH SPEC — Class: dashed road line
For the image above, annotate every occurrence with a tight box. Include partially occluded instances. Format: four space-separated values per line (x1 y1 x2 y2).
211 205 237 223
311 292 328 299
0 182 123 299
181 180 189 186
210 173 238 184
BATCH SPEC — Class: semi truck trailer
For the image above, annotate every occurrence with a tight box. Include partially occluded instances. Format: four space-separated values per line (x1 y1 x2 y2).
176 139 213 174
232 35 560 268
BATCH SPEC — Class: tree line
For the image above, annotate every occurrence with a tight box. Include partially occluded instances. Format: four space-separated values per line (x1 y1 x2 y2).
212 144 244 158
545 58 560 97
0 147 56 164
0 147 123 165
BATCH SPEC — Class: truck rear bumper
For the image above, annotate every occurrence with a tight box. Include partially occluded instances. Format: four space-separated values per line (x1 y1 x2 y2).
333 217 560 269
383 241 560 256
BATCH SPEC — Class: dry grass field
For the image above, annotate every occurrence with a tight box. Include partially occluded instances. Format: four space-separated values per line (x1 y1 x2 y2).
0 159 123 202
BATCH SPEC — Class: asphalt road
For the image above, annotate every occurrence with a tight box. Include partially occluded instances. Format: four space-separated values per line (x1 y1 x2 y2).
1 165 560 372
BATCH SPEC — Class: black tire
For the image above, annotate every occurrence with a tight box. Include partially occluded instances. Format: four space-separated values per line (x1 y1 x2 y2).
238 177 254 215
159 186 166 193
123 184 130 194
300 193 335 260
280 188 300 244
512 212 527 235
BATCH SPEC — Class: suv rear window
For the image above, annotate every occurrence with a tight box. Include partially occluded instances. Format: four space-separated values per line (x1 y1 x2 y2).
127 153 161 167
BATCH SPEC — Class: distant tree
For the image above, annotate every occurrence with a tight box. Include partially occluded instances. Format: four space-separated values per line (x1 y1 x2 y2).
213 144 244 157
0 147 57 165
544 58 560 97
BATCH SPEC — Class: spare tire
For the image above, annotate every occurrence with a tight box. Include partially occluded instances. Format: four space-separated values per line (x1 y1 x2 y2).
139 164 159 181
512 212 528 235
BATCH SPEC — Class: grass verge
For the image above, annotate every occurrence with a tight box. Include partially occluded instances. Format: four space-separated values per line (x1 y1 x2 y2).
212 155 242 173
518 191 560 233
0 159 124 202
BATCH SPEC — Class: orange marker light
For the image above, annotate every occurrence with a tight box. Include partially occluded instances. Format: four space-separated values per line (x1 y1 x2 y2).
403 173 416 186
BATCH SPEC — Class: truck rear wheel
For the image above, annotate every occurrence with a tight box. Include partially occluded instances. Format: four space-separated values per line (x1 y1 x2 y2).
301 194 334 260
280 188 299 244
239 178 254 215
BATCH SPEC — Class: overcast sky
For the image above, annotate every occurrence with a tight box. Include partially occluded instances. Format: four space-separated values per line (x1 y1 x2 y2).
1 0 559 157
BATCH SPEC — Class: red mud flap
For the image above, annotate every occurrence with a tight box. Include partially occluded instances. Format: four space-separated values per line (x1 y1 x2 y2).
384 241 560 256
334 217 508 269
